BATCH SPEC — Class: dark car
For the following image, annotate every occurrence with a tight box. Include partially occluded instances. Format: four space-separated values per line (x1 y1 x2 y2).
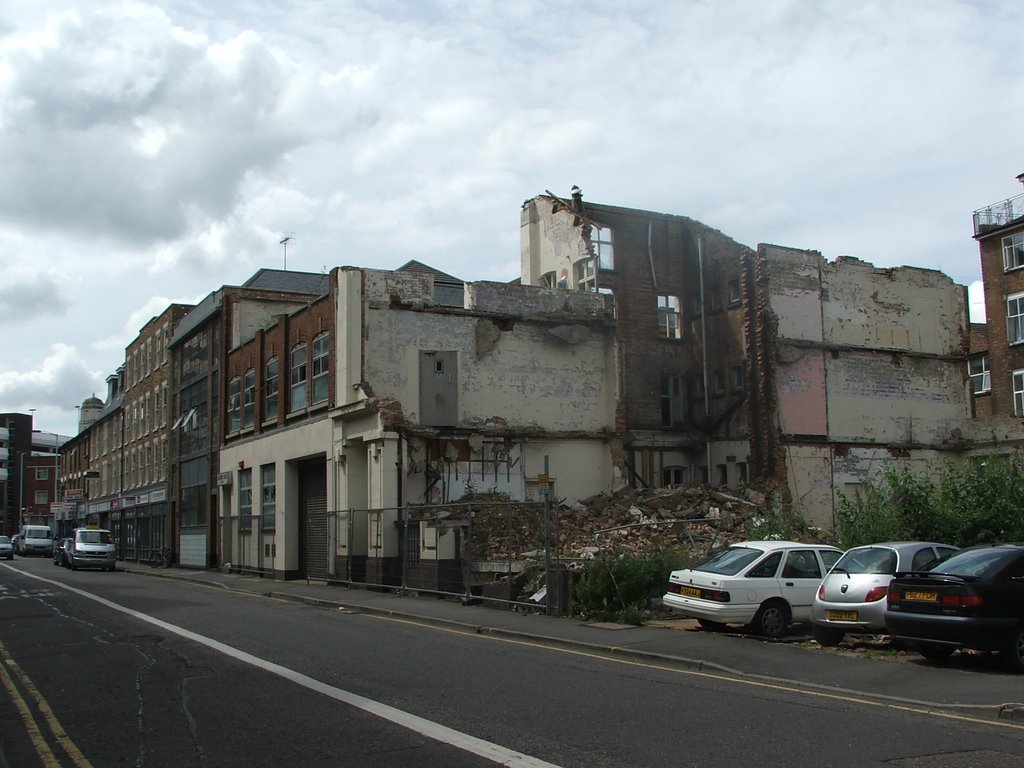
885 543 1024 672
53 537 72 567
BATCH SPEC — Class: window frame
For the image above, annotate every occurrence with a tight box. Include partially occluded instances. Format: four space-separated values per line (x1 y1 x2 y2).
661 374 684 428
290 344 308 412
657 295 682 339
312 334 329 405
242 369 256 427
591 224 614 271
260 464 276 530
227 376 241 433
1008 292 1024 345
265 357 279 421
1014 370 1024 417
574 258 596 291
238 469 252 532
968 355 991 395
1003 232 1024 272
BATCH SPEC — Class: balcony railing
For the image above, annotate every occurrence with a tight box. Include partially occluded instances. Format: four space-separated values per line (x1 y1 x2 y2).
974 192 1024 236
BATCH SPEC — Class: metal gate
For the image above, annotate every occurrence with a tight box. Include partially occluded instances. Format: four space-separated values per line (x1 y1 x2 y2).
299 459 328 579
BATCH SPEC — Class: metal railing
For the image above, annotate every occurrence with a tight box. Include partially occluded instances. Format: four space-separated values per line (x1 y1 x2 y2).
973 192 1024 236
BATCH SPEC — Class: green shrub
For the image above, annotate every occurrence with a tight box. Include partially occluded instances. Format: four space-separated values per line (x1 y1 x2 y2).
835 452 1024 549
572 548 693 624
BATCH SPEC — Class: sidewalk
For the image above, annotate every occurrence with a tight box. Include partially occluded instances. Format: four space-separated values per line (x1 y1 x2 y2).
125 565 1024 722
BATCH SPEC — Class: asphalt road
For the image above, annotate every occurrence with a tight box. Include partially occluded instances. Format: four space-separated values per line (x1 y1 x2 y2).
2 557 1023 768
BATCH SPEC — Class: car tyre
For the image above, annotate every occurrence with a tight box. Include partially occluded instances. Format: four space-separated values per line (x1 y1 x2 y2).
750 600 790 638
697 619 727 632
812 625 845 647
69 559 77 571
1001 625 1024 674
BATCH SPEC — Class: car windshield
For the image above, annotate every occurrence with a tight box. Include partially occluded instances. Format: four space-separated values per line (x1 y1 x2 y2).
833 547 897 575
693 546 765 575
925 548 1018 578
78 531 112 544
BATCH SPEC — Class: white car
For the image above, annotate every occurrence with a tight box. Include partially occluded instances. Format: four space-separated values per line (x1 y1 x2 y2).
663 540 843 637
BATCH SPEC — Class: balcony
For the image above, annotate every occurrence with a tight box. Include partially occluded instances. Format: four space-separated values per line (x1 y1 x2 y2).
974 191 1024 236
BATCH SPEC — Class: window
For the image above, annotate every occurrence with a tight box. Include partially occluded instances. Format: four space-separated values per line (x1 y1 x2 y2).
728 279 741 305
782 550 822 580
239 469 252 531
661 374 684 427
261 464 276 530
539 271 558 288
35 467 49 481
574 258 596 291
312 334 329 404
747 552 781 579
242 370 256 427
1014 370 1024 416
1004 232 1024 271
658 295 681 339
711 370 726 396
968 355 990 394
35 490 48 505
290 344 307 411
265 358 279 421
227 376 241 432
731 364 745 392
662 466 685 486
406 524 421 566
592 224 614 270
1008 293 1024 345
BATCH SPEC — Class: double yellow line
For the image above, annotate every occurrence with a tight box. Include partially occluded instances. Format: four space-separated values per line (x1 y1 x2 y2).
0 639 93 768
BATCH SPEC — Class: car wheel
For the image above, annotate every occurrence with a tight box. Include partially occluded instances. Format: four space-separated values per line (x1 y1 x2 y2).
69 560 77 571
918 645 955 661
1001 625 1024 674
812 625 845 647
750 600 790 638
697 619 727 631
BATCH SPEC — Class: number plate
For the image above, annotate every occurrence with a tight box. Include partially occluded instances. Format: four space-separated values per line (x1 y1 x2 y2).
904 590 938 602
826 610 858 622
682 586 701 599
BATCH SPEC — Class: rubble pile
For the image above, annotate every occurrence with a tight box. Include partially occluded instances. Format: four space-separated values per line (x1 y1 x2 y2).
464 484 777 562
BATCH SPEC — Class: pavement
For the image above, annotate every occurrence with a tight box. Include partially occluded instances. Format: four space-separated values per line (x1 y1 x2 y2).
123 564 1024 724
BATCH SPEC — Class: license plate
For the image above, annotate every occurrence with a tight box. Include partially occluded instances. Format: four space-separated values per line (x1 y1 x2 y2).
826 610 858 622
904 590 938 602
681 586 701 599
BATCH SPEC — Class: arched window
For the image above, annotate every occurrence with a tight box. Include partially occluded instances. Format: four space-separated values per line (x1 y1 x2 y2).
290 344 307 412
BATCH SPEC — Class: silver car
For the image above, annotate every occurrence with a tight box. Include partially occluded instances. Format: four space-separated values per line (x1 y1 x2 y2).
810 541 958 646
0 535 12 560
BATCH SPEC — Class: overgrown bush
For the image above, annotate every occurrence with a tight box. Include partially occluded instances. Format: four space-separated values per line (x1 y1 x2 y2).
747 494 818 542
835 453 1024 549
572 548 693 624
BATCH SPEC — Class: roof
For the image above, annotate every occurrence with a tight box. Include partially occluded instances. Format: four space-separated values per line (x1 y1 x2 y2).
396 260 463 284
241 268 331 294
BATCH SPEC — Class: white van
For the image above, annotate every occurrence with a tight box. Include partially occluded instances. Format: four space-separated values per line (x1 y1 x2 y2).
18 525 54 556
68 528 116 571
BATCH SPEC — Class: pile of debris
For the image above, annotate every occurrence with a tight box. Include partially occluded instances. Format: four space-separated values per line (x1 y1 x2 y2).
463 483 781 563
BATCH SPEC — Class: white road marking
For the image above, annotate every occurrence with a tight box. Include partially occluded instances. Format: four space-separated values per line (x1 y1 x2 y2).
9 567 561 768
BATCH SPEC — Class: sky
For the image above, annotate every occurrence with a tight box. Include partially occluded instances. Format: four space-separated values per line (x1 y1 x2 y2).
1 0 1022 439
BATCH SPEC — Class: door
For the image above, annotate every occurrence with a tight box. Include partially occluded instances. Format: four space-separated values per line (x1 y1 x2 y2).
299 458 328 580
778 549 827 620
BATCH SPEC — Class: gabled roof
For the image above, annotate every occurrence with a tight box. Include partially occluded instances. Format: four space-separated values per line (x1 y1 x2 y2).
396 260 463 284
242 268 330 294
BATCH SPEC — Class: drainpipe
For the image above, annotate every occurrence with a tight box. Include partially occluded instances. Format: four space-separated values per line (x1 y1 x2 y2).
698 236 712 481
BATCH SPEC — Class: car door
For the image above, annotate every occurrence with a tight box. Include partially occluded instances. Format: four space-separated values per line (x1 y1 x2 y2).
778 549 827 620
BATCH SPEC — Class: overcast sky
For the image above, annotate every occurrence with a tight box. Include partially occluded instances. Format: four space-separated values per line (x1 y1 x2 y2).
2 0 1021 439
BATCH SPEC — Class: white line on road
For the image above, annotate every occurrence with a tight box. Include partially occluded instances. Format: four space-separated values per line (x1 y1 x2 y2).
12 568 561 768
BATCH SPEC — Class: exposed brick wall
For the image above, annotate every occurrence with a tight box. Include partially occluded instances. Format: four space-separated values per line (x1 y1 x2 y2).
977 222 1024 416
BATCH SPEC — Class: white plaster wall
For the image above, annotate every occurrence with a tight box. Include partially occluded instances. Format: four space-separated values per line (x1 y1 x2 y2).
520 200 585 287
826 352 970 442
519 440 613 502
822 258 967 356
364 308 617 432
782 444 835 528
219 418 333 574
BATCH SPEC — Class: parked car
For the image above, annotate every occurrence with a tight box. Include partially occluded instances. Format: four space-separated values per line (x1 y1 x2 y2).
67 528 116 572
810 541 958 646
53 537 72 567
17 525 54 556
663 541 843 637
0 535 13 560
885 543 1024 672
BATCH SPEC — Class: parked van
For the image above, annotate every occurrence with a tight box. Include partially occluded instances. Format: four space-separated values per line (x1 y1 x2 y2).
68 528 116 571
17 525 54 556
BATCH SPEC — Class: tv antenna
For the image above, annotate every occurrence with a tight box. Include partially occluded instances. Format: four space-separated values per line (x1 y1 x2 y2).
279 233 295 269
